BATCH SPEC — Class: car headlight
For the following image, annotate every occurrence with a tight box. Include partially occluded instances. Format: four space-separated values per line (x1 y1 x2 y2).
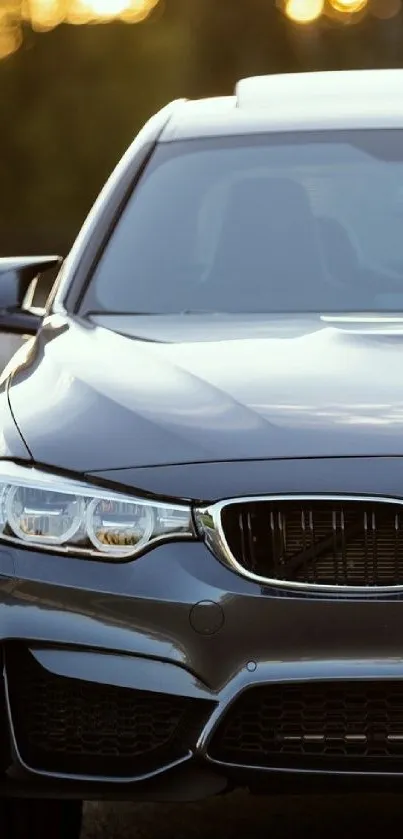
0 462 195 560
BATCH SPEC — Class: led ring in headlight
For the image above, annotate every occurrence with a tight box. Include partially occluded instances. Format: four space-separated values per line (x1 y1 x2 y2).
0 462 194 560
85 497 155 555
5 485 85 546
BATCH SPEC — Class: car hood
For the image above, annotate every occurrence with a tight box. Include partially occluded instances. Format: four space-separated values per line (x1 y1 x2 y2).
8 312 403 474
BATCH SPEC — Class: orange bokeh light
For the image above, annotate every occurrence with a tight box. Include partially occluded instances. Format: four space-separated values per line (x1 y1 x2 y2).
0 0 159 57
285 0 325 24
66 0 158 23
329 0 368 13
0 13 22 59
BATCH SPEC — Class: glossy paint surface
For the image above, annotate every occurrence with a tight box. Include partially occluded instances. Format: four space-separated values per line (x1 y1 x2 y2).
4 536 403 793
7 313 403 475
160 70 403 142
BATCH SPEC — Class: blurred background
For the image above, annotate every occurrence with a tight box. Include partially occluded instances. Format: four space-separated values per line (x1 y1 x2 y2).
1 0 402 265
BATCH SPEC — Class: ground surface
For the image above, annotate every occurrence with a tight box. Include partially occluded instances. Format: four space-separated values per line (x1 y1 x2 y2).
82 791 403 838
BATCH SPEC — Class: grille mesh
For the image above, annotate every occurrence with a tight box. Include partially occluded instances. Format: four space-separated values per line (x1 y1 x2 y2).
209 682 403 771
221 499 403 586
6 645 212 777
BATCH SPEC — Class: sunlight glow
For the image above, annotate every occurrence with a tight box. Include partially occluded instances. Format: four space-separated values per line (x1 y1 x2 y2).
85 0 132 13
329 0 369 12
66 0 158 24
23 0 65 31
0 13 22 59
285 0 325 24
0 0 159 56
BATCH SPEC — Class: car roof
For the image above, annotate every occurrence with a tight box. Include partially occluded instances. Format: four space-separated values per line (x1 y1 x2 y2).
160 69 403 142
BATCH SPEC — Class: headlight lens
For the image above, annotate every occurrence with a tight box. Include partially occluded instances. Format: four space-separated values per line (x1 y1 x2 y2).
0 462 194 559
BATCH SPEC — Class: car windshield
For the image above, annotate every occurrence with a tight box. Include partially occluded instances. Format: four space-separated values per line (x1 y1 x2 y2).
83 130 403 315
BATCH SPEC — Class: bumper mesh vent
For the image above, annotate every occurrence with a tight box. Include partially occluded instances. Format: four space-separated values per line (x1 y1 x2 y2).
209 681 403 771
6 645 212 778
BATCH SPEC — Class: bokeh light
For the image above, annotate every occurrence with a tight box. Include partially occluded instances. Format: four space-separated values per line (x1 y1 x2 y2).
66 0 158 24
329 0 368 13
0 12 22 59
0 0 160 58
285 0 325 24
23 0 65 31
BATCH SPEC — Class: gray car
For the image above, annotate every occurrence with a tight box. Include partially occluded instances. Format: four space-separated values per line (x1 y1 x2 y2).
2 68 403 837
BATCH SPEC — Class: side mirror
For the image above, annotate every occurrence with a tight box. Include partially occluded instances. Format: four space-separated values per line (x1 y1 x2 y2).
0 256 63 334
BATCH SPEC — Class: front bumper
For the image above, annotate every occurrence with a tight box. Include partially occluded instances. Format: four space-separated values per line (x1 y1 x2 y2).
3 536 403 800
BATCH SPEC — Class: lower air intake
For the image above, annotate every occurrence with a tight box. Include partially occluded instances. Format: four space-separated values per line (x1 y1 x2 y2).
6 644 212 778
209 681 403 772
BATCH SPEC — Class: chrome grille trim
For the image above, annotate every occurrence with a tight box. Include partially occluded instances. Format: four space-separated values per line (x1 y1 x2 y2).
194 494 403 593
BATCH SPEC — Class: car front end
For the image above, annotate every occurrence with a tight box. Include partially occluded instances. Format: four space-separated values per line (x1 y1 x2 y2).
3 441 403 803
5 68 403 836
